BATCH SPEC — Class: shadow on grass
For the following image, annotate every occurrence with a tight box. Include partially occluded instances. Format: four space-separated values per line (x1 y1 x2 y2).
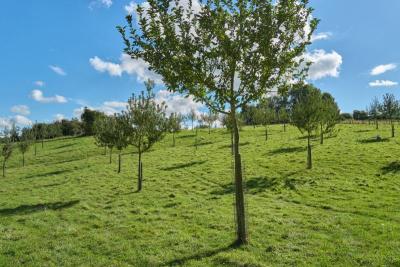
53 143 76 150
165 242 239 266
24 169 72 179
268 146 305 155
161 160 207 171
219 141 250 149
0 200 80 216
192 141 214 147
354 129 372 133
381 161 400 174
211 176 278 195
177 134 196 139
358 137 390 144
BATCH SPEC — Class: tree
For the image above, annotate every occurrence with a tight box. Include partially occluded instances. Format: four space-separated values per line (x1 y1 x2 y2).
380 93 399 137
290 84 322 169
119 0 317 244
187 109 197 131
1 132 13 177
113 114 130 173
168 113 184 147
124 80 168 191
256 100 275 141
81 107 104 136
367 97 381 130
353 110 368 121
201 111 218 134
94 115 116 163
18 128 33 167
319 92 340 144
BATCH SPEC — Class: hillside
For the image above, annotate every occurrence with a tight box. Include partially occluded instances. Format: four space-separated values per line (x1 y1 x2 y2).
1 124 399 266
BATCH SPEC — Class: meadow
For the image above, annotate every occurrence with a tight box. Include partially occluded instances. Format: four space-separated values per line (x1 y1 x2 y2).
0 123 399 266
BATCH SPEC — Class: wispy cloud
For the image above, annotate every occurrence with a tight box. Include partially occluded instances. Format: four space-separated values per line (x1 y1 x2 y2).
49 65 67 76
11 105 30 116
34 80 45 87
369 80 398 87
311 32 332 42
31 90 68 104
370 63 397 76
54 114 65 121
89 0 113 9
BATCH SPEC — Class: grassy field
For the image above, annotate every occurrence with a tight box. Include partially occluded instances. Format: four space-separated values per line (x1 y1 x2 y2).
1 123 399 266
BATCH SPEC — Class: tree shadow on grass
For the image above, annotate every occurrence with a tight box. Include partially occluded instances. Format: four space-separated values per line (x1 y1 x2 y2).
177 134 196 139
268 146 305 155
53 143 76 150
219 141 250 149
165 242 239 266
24 169 72 179
211 176 278 195
191 141 214 147
358 137 390 144
161 160 207 171
381 161 400 174
0 200 80 216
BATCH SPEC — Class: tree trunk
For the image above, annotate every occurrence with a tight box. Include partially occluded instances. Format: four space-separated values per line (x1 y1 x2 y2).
283 123 286 132
109 148 112 164
173 132 175 147
42 139 44 148
231 109 247 245
265 126 268 141
307 133 312 169
22 153 25 167
104 146 107 155
2 161 5 177
376 119 378 130
34 141 37 156
208 124 211 134
192 119 194 131
137 150 142 191
118 152 121 173
195 128 198 150
320 124 324 145
391 122 395 137
230 129 234 155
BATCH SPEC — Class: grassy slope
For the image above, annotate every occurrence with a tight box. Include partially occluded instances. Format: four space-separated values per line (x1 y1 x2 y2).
0 124 399 266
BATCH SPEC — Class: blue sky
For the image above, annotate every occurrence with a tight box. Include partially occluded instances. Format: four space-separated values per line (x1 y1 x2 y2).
0 0 399 127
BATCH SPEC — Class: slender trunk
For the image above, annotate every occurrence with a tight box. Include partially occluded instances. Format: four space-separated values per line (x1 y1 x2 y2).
118 152 121 173
307 132 312 169
320 124 324 145
138 149 142 191
195 128 198 150
230 129 234 155
231 106 247 245
34 141 37 156
104 146 107 155
2 160 5 177
109 147 112 164
173 132 175 147
283 123 286 132
192 119 194 131
391 121 395 137
265 126 268 141
376 119 378 130
22 153 25 167
42 139 44 148
209 124 211 134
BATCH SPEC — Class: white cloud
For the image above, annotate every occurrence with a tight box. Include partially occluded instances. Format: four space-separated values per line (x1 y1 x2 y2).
370 63 397 76
104 101 127 108
311 32 332 42
11 105 30 116
0 118 11 129
305 49 343 80
31 90 68 104
49 65 67 76
124 1 137 14
89 0 112 9
155 90 204 116
54 114 65 121
34 80 45 87
14 115 32 126
89 54 163 84
369 80 398 87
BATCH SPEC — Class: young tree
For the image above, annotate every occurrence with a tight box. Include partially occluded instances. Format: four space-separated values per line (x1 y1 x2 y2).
380 93 399 137
18 128 33 167
187 109 197 131
81 107 104 136
124 80 168 191
201 111 218 134
113 114 130 173
1 131 13 177
367 97 381 130
290 84 322 169
94 115 116 163
319 92 340 144
256 100 275 141
168 113 184 147
119 0 317 244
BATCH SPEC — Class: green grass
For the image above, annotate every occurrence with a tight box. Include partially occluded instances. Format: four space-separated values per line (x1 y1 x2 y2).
1 123 400 266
